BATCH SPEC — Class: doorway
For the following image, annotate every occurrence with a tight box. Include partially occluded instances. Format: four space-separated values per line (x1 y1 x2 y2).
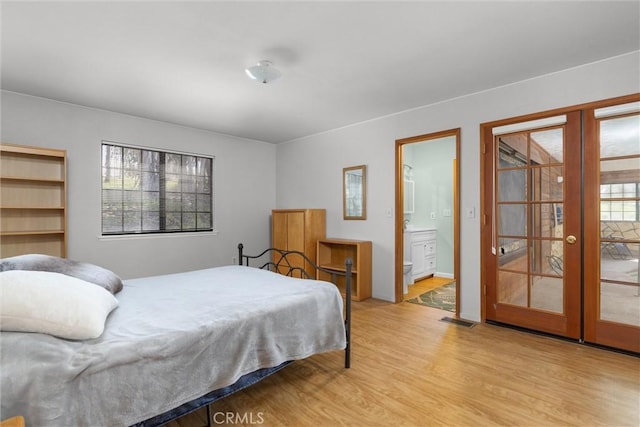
395 129 460 314
481 94 640 353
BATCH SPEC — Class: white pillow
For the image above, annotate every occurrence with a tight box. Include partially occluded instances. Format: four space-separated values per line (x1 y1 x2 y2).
0 270 118 340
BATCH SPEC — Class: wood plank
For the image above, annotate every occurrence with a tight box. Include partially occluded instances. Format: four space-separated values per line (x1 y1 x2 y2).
166 299 639 426
0 143 65 158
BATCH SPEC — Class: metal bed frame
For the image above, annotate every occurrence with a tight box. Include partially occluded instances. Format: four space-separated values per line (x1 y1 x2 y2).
237 243 352 369
136 243 352 426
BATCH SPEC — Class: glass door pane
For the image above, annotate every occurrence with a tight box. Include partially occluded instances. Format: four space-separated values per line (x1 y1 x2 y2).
598 114 640 328
496 134 529 308
496 128 566 314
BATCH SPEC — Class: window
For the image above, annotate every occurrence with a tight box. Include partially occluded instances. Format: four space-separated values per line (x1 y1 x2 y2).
600 182 639 221
101 142 213 235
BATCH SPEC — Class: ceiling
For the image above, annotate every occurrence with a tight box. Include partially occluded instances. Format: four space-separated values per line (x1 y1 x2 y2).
2 1 639 144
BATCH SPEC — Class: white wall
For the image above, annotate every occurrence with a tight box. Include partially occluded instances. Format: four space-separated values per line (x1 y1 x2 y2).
410 136 456 277
2 52 637 320
1 91 277 279
276 52 640 322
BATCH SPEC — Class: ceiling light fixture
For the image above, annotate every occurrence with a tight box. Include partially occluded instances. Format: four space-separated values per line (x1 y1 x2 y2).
245 60 281 84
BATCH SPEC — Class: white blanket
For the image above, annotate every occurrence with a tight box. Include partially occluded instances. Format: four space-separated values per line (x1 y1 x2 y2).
0 265 346 426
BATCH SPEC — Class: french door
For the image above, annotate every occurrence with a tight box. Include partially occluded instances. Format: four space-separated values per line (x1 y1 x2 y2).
584 103 640 351
482 95 640 353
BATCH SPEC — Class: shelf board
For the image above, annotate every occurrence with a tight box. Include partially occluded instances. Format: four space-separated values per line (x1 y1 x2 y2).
319 263 359 274
0 144 66 158
0 206 65 210
319 238 370 244
0 175 64 183
1 230 65 236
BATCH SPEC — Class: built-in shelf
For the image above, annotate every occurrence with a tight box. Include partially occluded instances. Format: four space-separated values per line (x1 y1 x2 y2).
0 143 67 258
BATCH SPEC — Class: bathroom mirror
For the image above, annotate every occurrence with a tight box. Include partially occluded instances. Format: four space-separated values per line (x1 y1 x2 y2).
403 179 415 214
343 165 367 220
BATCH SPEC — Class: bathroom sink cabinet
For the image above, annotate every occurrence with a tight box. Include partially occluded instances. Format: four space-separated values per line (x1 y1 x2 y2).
409 230 436 282
316 238 372 301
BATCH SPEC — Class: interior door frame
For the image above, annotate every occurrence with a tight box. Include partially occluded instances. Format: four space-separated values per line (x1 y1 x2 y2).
394 128 461 307
479 94 640 346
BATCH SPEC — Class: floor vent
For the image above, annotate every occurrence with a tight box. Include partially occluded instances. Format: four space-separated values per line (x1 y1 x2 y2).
440 316 476 328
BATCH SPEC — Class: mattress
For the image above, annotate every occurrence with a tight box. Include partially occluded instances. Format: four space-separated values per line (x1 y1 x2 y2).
0 265 346 426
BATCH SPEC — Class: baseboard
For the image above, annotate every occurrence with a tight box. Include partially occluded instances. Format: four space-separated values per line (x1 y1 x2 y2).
435 272 454 279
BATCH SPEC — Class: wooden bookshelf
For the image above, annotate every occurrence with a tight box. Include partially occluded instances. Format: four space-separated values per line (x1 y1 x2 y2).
317 238 372 301
0 143 67 258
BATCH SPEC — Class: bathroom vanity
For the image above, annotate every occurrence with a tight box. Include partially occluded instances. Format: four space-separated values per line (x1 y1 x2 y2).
407 228 437 282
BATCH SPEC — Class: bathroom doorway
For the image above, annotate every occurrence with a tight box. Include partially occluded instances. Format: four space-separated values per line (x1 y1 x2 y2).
395 129 461 314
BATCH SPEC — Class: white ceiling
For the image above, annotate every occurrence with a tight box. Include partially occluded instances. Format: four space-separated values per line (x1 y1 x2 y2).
2 1 639 143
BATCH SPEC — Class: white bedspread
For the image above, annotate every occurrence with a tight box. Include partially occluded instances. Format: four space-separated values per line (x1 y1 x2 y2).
0 265 346 426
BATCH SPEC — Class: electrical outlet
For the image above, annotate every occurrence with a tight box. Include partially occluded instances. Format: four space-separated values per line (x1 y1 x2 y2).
430 212 436 219
232 256 237 264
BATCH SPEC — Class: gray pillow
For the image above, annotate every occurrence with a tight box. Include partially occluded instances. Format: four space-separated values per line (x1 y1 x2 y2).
0 254 123 294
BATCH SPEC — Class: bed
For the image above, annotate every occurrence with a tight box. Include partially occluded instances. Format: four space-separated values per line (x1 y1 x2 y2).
0 244 352 426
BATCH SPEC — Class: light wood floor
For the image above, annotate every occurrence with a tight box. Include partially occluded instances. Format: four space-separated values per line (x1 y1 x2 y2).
167 298 639 427
404 276 454 300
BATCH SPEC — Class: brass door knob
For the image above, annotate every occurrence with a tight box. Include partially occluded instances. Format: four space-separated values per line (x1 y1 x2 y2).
566 235 577 244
